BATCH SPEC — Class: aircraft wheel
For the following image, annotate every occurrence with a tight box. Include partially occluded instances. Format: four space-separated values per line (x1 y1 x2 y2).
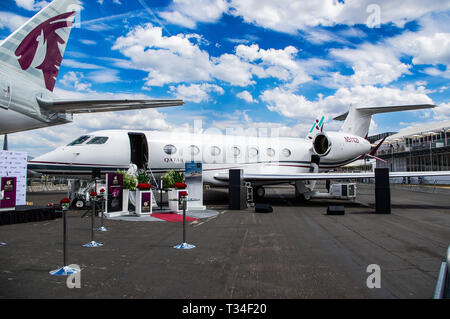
296 193 311 202
254 186 265 199
73 198 86 210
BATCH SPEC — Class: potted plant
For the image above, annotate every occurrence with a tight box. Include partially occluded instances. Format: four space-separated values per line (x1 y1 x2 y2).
165 170 188 212
117 170 137 212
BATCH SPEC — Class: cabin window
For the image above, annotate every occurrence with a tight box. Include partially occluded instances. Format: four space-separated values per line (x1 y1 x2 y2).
248 147 259 157
164 144 177 155
87 137 109 145
68 135 91 146
267 148 276 157
189 145 200 156
282 148 292 157
211 146 221 156
232 146 241 157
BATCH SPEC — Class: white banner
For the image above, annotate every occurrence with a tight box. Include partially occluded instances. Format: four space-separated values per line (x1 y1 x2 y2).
0 151 27 205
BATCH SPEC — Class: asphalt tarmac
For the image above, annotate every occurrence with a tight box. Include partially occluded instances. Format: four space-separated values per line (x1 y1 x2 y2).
0 183 449 299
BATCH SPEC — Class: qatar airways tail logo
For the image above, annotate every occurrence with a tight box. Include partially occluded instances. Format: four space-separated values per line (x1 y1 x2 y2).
14 12 76 92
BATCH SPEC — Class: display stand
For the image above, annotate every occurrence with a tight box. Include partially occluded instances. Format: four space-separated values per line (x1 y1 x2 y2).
185 162 206 210
83 198 103 248
173 198 199 250
50 207 80 276
136 189 153 216
105 173 128 218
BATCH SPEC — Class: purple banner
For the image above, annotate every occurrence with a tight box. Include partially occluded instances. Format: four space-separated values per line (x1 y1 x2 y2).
141 192 151 213
107 173 123 212
1 177 16 209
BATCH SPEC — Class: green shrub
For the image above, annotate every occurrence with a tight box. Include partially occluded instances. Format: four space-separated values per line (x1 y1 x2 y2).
136 169 150 184
162 170 185 189
117 169 137 191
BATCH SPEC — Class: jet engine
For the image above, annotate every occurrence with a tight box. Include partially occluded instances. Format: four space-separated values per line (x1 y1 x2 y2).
312 132 371 162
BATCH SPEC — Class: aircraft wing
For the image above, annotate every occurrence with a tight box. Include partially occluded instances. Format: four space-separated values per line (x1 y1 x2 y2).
37 97 184 114
214 171 450 182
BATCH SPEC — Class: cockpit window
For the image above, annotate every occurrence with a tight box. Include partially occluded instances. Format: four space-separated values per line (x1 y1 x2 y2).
87 137 109 145
67 135 91 146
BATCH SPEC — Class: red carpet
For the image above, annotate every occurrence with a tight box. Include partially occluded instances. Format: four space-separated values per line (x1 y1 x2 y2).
151 213 198 222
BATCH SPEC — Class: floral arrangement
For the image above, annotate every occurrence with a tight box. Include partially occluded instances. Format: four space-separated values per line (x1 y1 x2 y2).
162 170 185 189
60 197 71 209
99 188 106 195
90 191 98 198
137 183 152 190
173 182 187 189
179 191 188 198
117 169 137 191
136 169 150 184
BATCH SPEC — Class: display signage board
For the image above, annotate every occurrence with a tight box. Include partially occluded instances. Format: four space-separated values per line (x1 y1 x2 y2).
0 151 27 206
106 173 123 214
0 177 16 210
136 191 152 216
185 162 205 210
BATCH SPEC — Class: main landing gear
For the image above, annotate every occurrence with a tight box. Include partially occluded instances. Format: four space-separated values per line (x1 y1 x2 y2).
253 186 265 200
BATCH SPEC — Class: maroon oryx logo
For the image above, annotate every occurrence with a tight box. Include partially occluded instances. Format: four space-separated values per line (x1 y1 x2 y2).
15 12 76 92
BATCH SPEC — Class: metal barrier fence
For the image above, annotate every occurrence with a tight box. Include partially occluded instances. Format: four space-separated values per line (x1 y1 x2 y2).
434 245 450 299
27 177 71 193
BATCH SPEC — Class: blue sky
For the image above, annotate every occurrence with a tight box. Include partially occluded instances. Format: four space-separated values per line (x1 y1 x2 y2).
1 0 450 156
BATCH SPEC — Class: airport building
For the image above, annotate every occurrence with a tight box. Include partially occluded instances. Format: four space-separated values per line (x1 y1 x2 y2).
370 120 450 184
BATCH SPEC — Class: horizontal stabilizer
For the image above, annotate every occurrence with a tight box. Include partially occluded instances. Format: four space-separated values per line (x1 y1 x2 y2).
334 104 435 121
37 97 184 114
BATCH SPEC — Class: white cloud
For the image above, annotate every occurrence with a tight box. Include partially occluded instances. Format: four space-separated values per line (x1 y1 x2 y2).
229 0 450 34
169 83 224 103
160 0 229 29
113 24 214 87
237 90 256 103
212 53 255 86
261 85 434 122
0 12 28 32
60 72 92 91
87 69 120 84
112 24 312 88
15 0 49 11
330 43 411 86
387 14 450 68
433 103 450 120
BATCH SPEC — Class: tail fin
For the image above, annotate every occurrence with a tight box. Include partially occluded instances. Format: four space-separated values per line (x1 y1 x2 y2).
306 116 324 140
334 104 435 137
0 0 80 92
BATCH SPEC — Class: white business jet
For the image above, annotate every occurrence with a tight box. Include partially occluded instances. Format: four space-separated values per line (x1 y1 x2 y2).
28 103 450 200
0 0 183 136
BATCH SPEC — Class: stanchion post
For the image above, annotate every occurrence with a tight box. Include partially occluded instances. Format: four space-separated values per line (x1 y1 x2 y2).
98 198 107 232
50 206 80 276
173 198 195 250
83 197 103 248
183 199 186 244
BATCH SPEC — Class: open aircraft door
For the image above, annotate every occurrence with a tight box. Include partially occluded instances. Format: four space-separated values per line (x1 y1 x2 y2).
128 133 149 169
0 71 11 110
